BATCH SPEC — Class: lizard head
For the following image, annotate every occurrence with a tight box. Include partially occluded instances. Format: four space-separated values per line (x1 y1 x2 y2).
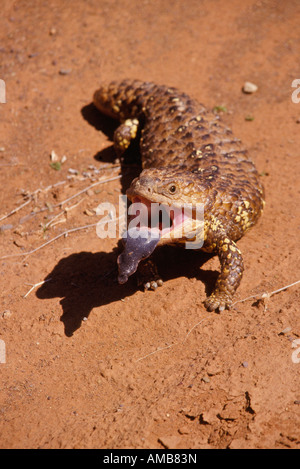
126 166 206 245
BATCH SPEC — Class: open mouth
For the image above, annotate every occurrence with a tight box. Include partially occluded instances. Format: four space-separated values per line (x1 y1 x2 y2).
117 195 204 285
117 195 188 285
128 195 189 239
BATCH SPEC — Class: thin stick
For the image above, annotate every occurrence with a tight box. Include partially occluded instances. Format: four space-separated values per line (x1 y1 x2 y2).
0 198 31 223
182 318 207 343
136 317 208 362
57 175 121 207
136 344 174 362
0 222 99 259
0 180 67 223
44 210 65 229
0 171 121 222
261 279 300 298
23 278 52 298
0 215 123 259
232 279 300 306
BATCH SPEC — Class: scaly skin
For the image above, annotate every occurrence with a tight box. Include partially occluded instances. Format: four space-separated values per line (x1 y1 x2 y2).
93 79 265 312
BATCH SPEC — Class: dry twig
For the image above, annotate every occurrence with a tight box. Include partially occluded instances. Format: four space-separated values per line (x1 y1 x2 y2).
136 317 208 362
0 222 99 259
0 170 121 223
232 279 300 306
23 278 52 298
1 214 124 260
0 199 32 223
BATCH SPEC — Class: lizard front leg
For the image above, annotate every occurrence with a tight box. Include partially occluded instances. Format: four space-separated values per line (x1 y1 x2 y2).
204 230 244 312
113 118 139 158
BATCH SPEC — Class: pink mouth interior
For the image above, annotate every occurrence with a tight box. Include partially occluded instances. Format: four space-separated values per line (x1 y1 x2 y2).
130 196 189 236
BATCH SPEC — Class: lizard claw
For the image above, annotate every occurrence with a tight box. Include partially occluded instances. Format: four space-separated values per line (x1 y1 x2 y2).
204 292 232 313
144 279 163 291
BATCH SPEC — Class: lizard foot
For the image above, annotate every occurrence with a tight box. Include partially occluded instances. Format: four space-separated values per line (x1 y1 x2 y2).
204 291 233 312
137 258 163 291
144 279 163 291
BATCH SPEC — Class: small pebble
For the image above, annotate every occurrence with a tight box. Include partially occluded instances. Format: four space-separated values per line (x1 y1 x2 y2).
84 208 95 216
201 376 210 383
279 326 292 335
242 361 248 368
59 68 72 75
68 168 78 175
2 310 12 318
242 81 258 94
50 150 58 162
49 27 57 36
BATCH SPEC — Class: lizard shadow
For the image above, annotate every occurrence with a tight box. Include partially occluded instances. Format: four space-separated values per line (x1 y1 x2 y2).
36 243 218 337
81 103 141 195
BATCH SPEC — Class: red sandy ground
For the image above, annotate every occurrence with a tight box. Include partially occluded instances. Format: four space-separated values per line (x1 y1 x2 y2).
0 0 300 449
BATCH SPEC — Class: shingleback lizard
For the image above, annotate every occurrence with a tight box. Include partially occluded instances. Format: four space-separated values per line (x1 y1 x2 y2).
93 79 265 312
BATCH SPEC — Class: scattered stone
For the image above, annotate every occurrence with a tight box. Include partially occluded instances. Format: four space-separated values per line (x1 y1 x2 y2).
201 376 210 383
2 310 12 318
68 168 78 175
59 68 72 75
50 150 59 162
84 208 95 216
13 239 25 248
242 81 258 94
242 361 249 368
279 326 292 335
49 27 57 35
61 155 67 164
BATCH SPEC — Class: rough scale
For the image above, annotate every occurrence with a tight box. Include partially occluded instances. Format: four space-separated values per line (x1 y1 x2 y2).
93 79 265 311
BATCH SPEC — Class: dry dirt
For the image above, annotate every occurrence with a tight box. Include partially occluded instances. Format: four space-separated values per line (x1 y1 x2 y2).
0 0 300 449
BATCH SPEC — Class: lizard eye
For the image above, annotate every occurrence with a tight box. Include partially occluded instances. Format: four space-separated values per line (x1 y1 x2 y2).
168 184 177 194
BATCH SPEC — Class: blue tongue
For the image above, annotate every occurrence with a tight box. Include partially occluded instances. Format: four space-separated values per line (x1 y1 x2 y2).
117 227 161 284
